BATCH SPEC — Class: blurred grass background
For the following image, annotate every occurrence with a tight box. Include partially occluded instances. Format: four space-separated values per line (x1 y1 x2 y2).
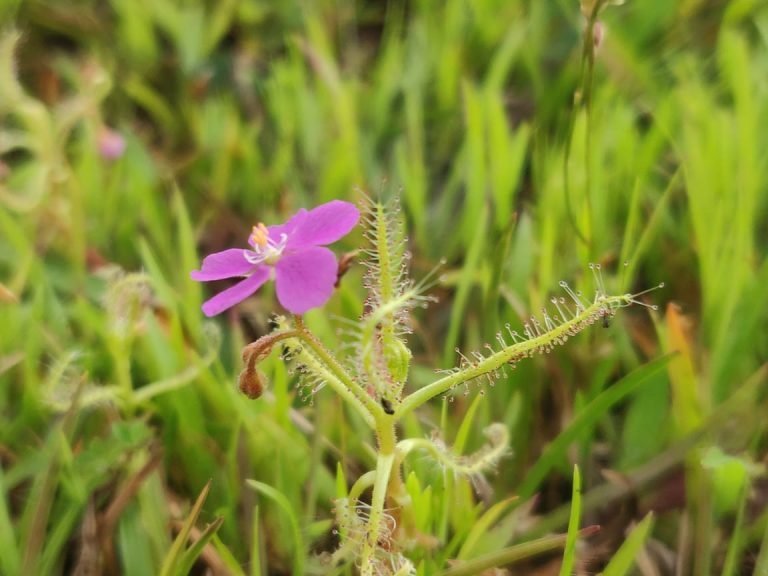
1 0 768 574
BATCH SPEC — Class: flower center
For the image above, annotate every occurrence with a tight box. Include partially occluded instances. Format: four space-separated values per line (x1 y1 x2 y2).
245 223 288 266
250 223 270 248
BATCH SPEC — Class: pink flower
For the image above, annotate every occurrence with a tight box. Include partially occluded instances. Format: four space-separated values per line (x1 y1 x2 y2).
98 127 126 160
191 200 360 316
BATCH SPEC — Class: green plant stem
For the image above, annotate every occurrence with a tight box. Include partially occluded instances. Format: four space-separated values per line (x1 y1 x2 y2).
562 0 605 249
395 296 621 418
359 418 397 576
294 317 382 427
349 472 377 502
578 0 604 252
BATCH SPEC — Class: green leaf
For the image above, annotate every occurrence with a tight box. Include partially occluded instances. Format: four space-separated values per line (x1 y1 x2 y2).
175 517 224 576
246 480 305 576
159 481 212 576
0 466 20 576
559 465 581 576
601 512 655 576
437 533 572 576
519 354 673 498
457 497 517 560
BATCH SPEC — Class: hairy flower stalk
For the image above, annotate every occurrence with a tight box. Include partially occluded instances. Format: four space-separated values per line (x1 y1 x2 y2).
202 198 657 574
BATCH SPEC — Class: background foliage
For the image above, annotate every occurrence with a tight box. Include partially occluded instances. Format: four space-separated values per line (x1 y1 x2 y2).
1 0 767 574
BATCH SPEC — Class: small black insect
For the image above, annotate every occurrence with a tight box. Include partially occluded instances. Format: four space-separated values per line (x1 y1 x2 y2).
380 398 395 415
602 313 612 328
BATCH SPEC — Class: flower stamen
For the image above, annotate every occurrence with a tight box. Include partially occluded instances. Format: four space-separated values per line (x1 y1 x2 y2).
250 223 270 248
245 225 289 265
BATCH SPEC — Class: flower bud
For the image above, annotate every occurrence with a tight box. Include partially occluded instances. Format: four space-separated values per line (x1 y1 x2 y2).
238 363 267 399
238 333 282 399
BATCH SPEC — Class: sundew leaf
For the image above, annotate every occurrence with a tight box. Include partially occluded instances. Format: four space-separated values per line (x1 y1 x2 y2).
357 197 416 404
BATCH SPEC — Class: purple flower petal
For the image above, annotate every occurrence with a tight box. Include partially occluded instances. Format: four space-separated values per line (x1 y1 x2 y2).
200 266 271 316
260 209 309 247
285 200 360 248
274 247 338 314
191 249 255 281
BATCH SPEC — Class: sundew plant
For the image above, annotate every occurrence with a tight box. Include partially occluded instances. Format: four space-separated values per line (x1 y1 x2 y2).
193 196 658 574
3 0 768 574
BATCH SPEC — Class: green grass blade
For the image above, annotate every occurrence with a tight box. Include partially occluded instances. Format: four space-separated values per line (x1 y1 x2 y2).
210 534 247 576
559 464 581 576
176 517 224 576
437 531 586 576
159 480 211 576
457 497 517 561
0 466 20 576
721 484 750 576
755 513 768 576
246 480 305 576
443 205 488 362
519 354 673 498
249 505 263 576
601 512 655 576
452 392 484 455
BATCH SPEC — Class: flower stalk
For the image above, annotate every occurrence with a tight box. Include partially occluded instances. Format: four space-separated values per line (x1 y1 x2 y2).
292 316 381 428
359 422 398 575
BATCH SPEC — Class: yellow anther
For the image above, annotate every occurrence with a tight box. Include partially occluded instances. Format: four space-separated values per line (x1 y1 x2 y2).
250 223 269 247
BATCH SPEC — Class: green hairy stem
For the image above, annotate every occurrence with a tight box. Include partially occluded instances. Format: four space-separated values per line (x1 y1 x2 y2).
396 293 630 419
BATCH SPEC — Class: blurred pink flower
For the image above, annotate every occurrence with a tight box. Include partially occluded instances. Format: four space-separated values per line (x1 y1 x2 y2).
191 200 360 316
98 127 126 160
